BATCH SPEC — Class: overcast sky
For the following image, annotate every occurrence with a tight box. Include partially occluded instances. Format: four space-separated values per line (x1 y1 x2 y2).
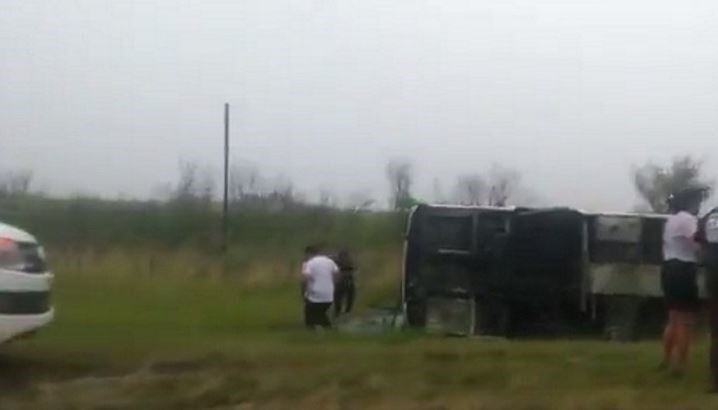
2 0 718 211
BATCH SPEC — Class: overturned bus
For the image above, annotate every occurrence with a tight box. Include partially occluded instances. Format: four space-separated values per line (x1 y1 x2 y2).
402 204 705 339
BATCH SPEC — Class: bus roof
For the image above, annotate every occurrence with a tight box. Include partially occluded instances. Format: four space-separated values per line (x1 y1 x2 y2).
415 204 668 219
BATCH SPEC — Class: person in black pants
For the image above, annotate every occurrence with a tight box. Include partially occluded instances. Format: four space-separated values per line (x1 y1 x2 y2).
333 249 356 318
698 206 718 391
659 187 706 376
304 300 332 328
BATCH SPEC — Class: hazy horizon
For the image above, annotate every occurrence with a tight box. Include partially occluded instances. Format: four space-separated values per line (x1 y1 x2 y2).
3 0 718 212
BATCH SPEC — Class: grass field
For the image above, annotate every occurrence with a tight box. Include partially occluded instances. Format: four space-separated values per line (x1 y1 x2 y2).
1 251 718 409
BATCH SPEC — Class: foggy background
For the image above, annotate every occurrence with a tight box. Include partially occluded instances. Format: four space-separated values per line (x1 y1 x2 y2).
2 0 718 211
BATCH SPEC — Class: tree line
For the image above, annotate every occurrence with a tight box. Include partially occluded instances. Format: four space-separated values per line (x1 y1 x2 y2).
385 159 528 209
0 155 714 213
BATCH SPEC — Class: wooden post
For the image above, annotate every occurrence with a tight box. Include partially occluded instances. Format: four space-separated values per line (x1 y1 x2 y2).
222 103 230 253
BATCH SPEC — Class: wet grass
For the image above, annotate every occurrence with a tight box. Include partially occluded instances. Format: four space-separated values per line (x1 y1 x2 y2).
1 253 718 409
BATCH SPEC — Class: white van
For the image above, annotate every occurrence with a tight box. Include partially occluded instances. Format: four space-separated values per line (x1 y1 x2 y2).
0 221 53 343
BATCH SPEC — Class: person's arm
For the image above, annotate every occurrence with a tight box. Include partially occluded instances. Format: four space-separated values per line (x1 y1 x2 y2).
674 214 699 240
697 215 708 243
678 215 701 255
300 262 310 296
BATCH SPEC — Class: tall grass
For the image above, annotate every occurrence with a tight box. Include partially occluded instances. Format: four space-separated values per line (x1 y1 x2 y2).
0 194 406 304
0 195 405 252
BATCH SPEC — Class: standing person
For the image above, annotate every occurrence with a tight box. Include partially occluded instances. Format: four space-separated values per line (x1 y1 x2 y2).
659 187 707 376
301 245 339 329
698 205 718 391
333 249 357 318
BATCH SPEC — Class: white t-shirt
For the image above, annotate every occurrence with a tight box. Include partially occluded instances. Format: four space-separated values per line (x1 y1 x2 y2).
302 255 339 303
663 211 699 262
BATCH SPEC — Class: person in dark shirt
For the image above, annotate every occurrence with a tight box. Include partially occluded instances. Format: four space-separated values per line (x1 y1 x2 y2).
698 206 718 391
333 249 356 318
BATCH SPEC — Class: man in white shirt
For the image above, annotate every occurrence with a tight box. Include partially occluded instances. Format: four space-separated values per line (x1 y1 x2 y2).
301 246 339 329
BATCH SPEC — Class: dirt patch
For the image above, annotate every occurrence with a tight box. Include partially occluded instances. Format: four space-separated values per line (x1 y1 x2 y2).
0 353 259 410
0 352 97 392
147 352 228 375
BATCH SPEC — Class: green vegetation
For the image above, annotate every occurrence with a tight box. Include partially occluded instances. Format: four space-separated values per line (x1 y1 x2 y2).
0 196 717 408
3 267 718 409
0 195 405 251
0 195 405 292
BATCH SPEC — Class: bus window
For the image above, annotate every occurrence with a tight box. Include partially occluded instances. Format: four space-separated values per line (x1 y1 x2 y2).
591 215 642 263
423 215 473 254
641 217 665 264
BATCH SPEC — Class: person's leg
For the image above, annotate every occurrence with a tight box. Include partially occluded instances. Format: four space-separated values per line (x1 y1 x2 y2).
710 299 718 390
304 300 314 329
345 280 355 314
334 284 345 318
660 264 674 368
309 301 328 330
672 311 695 374
318 302 332 328
662 310 677 367
672 268 700 373
685 312 696 365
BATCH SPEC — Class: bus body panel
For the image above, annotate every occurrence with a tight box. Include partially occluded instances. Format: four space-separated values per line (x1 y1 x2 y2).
403 204 688 337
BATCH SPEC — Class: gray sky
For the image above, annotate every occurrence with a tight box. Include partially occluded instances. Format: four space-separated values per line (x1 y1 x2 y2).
2 0 718 211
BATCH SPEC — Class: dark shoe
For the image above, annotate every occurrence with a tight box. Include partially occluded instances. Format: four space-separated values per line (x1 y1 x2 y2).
707 386 718 394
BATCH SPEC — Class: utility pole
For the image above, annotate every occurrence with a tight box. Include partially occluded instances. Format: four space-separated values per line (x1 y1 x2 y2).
222 103 230 253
